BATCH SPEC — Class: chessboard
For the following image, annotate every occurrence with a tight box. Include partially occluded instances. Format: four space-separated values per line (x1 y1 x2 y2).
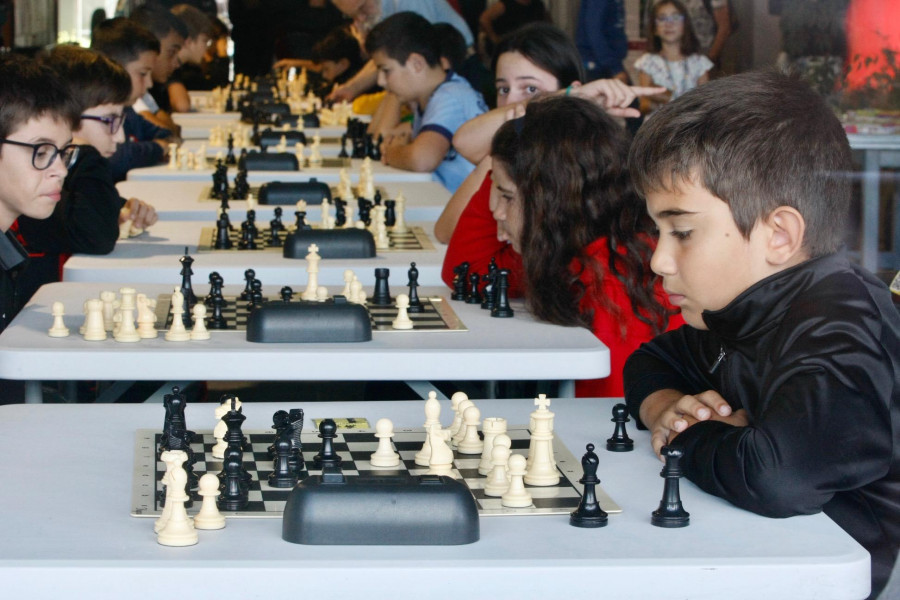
199 184 388 203
195 224 435 252
130 426 622 518
154 293 467 332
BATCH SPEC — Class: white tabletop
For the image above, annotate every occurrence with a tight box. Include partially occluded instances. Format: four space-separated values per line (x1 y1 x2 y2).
181 137 347 158
126 160 435 183
117 180 451 222
0 282 609 383
61 220 447 286
0 398 869 599
172 112 351 140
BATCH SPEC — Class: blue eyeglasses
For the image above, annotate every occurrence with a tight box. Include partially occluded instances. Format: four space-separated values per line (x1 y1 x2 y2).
80 113 125 135
0 138 79 170
656 14 685 24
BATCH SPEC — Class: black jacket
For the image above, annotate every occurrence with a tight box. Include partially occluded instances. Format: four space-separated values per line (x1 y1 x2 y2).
624 251 900 598
0 229 29 334
108 107 170 182
15 145 124 304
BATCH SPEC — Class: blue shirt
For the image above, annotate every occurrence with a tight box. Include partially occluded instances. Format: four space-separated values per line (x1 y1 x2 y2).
380 0 474 47
412 72 487 192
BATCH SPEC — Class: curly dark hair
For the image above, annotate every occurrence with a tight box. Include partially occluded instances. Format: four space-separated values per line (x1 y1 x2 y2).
491 95 672 337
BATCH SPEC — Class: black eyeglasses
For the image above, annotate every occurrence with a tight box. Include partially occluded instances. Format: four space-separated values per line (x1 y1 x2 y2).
0 138 79 170
80 113 125 135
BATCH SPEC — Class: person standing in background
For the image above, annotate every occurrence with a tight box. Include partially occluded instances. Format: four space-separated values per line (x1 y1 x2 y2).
576 0 629 82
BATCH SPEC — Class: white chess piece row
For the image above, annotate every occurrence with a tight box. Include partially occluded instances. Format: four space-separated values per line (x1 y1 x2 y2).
155 451 225 547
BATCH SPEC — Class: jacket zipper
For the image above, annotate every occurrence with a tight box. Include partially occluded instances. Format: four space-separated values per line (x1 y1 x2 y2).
709 345 727 374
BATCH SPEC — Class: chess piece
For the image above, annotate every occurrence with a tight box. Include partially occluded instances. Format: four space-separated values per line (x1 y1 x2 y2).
407 262 423 313
481 258 498 310
48 301 69 337
190 305 211 340
100 290 117 331
502 454 533 508
280 286 294 302
483 443 511 497
525 395 559 486
392 193 407 233
165 290 192 341
456 405 483 455
451 398 474 448
218 399 251 511
113 287 140 342
466 272 481 304
478 417 508 475
415 391 442 466
240 268 256 301
569 443 608 528
156 450 199 546
451 262 469 301
370 418 401 467
268 427 299 488
447 392 468 440
313 418 342 469
491 269 515 318
425 423 454 477
607 403 634 452
136 293 158 339
371 268 392 306
651 445 690 528
340 269 355 298
179 250 197 306
82 298 107 341
301 244 321 301
193 473 226 530
391 293 414 330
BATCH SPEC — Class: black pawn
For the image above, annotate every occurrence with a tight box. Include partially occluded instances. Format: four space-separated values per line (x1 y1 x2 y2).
294 211 309 231
268 428 298 488
466 272 481 304
451 262 469 301
214 212 232 249
490 269 514 318
205 271 223 307
225 133 236 165
407 262 423 313
481 258 498 310
607 403 634 451
247 279 264 311
313 418 343 469
651 445 690 528
371 268 392 306
570 443 608 528
208 294 227 329
239 268 255 300
384 199 396 227
338 134 349 158
280 286 294 302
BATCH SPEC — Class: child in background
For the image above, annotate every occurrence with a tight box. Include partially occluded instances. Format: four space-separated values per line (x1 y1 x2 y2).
92 17 179 181
0 55 79 334
364 11 487 193
624 70 899 598
483 95 682 397
634 0 711 114
310 26 366 97
166 3 214 112
130 3 187 133
15 46 158 304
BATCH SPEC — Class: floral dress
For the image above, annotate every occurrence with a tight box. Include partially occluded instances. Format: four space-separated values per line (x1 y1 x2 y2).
634 53 714 99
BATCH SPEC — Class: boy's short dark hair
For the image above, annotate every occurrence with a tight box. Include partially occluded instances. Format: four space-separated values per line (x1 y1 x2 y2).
40 45 132 113
0 54 80 140
629 70 852 257
91 17 161 65
311 26 363 70
433 23 466 72
364 11 440 67
131 2 189 41
171 3 214 40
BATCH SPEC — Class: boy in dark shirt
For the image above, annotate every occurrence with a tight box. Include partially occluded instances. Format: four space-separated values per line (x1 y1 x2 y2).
15 46 158 303
625 70 900 599
0 55 79 334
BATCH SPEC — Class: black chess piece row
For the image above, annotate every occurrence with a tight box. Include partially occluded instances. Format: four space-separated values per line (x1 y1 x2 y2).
450 259 513 318
268 409 306 487
158 386 198 507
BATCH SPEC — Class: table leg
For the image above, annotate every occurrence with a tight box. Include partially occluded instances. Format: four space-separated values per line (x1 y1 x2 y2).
24 381 43 404
863 150 881 272
558 380 575 399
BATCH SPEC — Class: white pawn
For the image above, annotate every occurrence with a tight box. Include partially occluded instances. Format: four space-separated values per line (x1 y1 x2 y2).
457 405 483 455
316 286 329 302
479 417 507 475
190 304 211 340
82 299 107 341
447 392 468 439
48 302 69 337
167 143 179 169
391 293 413 330
193 473 226 530
415 391 442 466
451 399 474 448
483 443 511 497
294 142 305 167
100 290 117 331
392 193 408 233
165 290 191 341
340 269 355 298
501 454 533 508
211 397 241 459
246 192 257 210
426 423 454 477
370 418 401 467
350 278 366 305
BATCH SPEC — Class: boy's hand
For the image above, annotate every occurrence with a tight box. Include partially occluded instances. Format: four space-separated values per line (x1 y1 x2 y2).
570 79 667 118
639 389 737 459
379 129 410 165
121 198 158 229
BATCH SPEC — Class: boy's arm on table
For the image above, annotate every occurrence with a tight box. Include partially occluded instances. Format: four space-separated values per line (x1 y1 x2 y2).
328 60 378 102
381 129 448 173
624 322 895 518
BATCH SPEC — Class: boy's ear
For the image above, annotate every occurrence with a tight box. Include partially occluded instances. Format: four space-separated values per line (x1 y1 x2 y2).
764 206 807 266
406 52 427 73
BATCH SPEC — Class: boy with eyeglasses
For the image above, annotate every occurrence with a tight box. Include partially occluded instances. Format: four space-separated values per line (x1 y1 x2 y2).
0 54 80 336
14 46 158 305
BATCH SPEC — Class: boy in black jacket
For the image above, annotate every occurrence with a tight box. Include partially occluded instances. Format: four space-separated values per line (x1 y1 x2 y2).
15 46 157 303
625 70 899 599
